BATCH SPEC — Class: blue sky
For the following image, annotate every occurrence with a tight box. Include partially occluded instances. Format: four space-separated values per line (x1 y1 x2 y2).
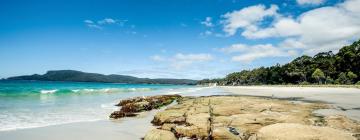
1 0 359 79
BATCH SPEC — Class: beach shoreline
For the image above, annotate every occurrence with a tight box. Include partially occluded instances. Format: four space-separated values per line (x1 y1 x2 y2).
1 86 360 139
0 86 224 140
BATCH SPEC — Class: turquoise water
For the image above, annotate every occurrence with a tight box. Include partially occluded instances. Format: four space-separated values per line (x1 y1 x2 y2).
0 80 192 131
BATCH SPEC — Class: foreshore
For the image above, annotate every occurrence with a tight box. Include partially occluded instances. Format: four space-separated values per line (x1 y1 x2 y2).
1 86 360 140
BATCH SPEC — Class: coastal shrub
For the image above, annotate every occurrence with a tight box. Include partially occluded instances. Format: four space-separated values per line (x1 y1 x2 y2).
347 71 358 84
325 76 334 84
336 72 349 84
356 81 360 85
299 81 310 85
312 68 325 84
334 79 340 85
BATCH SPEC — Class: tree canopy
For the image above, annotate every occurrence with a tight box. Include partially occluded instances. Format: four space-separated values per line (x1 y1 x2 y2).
312 68 325 84
198 39 360 85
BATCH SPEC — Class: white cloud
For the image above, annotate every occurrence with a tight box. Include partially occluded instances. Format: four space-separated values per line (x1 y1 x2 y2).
118 66 228 80
150 53 213 70
241 17 301 39
84 18 127 30
86 24 102 30
221 0 360 54
200 30 213 36
296 0 325 6
174 53 213 62
97 18 117 25
221 4 279 36
340 0 360 14
201 17 214 27
279 38 307 49
118 69 189 79
150 55 166 61
220 44 296 63
219 44 248 53
84 20 94 24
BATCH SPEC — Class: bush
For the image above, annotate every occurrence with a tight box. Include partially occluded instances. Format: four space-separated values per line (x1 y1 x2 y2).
325 76 334 84
356 81 360 85
300 81 310 85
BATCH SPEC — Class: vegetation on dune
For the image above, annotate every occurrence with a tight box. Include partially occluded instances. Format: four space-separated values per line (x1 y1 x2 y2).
198 39 360 86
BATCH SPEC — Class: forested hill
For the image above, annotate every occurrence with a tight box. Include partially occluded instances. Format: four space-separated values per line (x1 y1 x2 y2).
6 70 197 85
198 39 360 85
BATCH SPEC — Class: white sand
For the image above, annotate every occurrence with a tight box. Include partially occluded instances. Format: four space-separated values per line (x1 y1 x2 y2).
222 86 360 121
0 108 159 140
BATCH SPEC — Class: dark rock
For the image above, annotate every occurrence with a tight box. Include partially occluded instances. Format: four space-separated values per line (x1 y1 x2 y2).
228 127 240 135
109 111 138 119
109 94 182 119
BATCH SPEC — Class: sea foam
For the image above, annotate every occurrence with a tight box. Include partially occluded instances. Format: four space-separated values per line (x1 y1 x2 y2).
40 90 58 94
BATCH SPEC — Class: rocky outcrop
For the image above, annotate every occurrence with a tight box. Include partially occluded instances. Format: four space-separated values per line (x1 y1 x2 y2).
144 129 177 140
256 123 356 140
109 94 181 119
146 95 360 140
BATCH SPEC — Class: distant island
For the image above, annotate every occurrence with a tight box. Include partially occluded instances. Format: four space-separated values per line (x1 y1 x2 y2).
199 39 360 86
6 70 197 85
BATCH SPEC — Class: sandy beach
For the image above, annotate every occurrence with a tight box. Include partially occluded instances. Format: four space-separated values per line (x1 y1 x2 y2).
0 109 159 140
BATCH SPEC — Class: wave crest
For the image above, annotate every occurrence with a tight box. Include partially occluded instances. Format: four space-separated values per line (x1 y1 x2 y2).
40 90 58 94
39 88 154 94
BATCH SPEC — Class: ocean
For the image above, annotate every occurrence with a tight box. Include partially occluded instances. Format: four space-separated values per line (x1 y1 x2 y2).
0 80 200 131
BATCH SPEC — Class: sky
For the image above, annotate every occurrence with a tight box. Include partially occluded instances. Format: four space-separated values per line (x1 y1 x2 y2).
0 0 360 79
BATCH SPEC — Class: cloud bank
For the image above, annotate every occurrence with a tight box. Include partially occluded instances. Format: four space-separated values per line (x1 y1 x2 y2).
219 0 360 62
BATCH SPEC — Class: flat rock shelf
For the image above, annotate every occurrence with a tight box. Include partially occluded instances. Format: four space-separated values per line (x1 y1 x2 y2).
111 95 360 140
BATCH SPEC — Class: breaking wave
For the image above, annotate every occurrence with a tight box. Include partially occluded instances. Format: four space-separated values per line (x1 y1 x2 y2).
40 89 58 94
38 88 154 94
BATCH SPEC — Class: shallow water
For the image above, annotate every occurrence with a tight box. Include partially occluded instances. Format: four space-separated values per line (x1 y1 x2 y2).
0 86 226 140
0 80 194 131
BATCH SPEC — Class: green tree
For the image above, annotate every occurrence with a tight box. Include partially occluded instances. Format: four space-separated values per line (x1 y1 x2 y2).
336 72 349 84
313 51 336 78
325 76 334 84
356 81 360 85
197 39 360 86
347 71 358 84
312 68 325 84
335 40 360 78
284 55 315 84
